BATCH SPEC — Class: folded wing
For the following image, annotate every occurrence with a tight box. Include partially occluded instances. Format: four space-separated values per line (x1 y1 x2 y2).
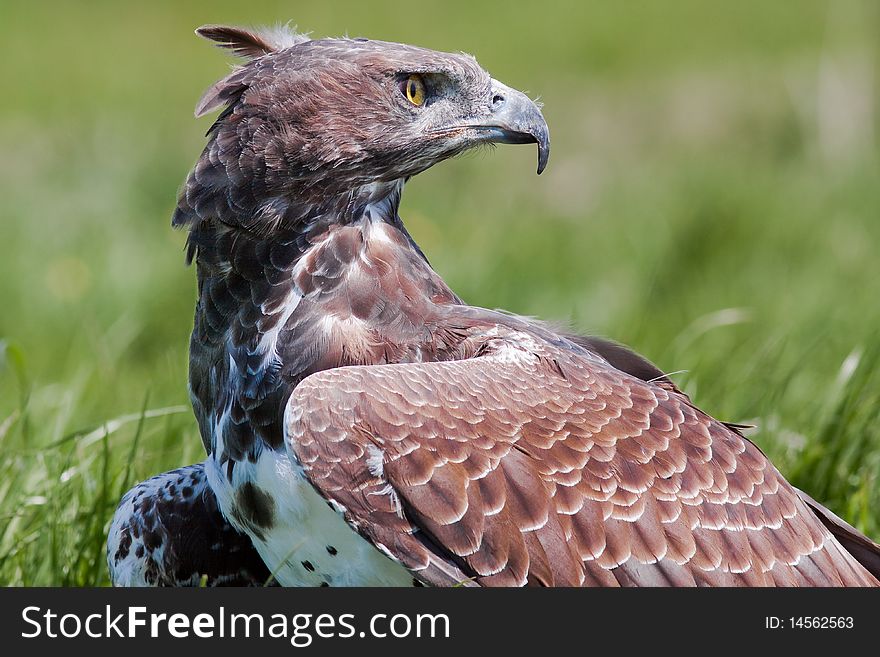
285 338 879 586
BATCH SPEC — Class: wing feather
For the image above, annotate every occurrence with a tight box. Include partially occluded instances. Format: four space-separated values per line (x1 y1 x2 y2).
285 339 879 587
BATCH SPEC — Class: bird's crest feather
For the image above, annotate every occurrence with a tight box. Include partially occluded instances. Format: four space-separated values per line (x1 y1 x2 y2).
194 24 309 117
196 23 309 58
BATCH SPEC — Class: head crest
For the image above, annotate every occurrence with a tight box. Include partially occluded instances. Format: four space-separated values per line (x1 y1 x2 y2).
196 23 309 58
193 24 310 117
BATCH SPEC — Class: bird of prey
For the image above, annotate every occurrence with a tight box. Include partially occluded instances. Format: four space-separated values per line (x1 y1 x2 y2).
108 24 880 587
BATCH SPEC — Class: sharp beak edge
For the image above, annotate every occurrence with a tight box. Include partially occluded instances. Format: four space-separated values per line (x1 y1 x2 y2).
470 79 550 175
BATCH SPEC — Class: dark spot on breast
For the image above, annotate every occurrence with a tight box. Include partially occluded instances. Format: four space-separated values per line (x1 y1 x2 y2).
320 581 330 587
301 560 316 572
144 530 163 551
144 561 158 585
115 527 132 561
135 544 145 559
231 481 276 540
182 486 193 498
141 511 157 531
412 578 425 587
326 545 337 556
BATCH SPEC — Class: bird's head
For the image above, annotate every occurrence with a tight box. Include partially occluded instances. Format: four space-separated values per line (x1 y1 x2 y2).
176 25 549 230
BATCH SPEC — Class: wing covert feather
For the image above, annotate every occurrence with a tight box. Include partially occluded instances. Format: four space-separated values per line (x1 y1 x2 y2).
285 340 878 587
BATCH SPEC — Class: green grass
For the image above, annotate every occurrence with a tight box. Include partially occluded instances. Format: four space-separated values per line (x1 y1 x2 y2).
1 0 879 585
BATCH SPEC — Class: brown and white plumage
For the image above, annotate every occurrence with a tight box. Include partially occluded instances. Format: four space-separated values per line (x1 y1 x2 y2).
289 328 878 586
108 24 879 587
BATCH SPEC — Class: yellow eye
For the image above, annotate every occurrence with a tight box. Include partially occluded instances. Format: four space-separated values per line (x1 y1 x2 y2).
404 74 426 106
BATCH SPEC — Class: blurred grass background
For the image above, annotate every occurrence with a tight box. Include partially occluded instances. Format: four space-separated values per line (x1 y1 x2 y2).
1 0 879 585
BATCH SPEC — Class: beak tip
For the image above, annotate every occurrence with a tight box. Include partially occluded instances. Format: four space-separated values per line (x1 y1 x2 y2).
536 142 550 175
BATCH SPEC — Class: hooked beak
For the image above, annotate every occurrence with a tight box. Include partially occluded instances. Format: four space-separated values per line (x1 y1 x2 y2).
466 79 550 174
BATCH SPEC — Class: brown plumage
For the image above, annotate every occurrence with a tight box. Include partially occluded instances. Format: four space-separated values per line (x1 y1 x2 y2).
108 24 879 587
290 336 878 586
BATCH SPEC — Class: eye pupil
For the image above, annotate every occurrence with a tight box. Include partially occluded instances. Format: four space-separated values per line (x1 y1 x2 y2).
404 75 424 106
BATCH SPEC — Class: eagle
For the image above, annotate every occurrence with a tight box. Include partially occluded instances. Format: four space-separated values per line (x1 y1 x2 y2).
107 24 880 587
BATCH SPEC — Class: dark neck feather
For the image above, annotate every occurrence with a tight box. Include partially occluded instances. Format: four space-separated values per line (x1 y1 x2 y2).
182 178 429 273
